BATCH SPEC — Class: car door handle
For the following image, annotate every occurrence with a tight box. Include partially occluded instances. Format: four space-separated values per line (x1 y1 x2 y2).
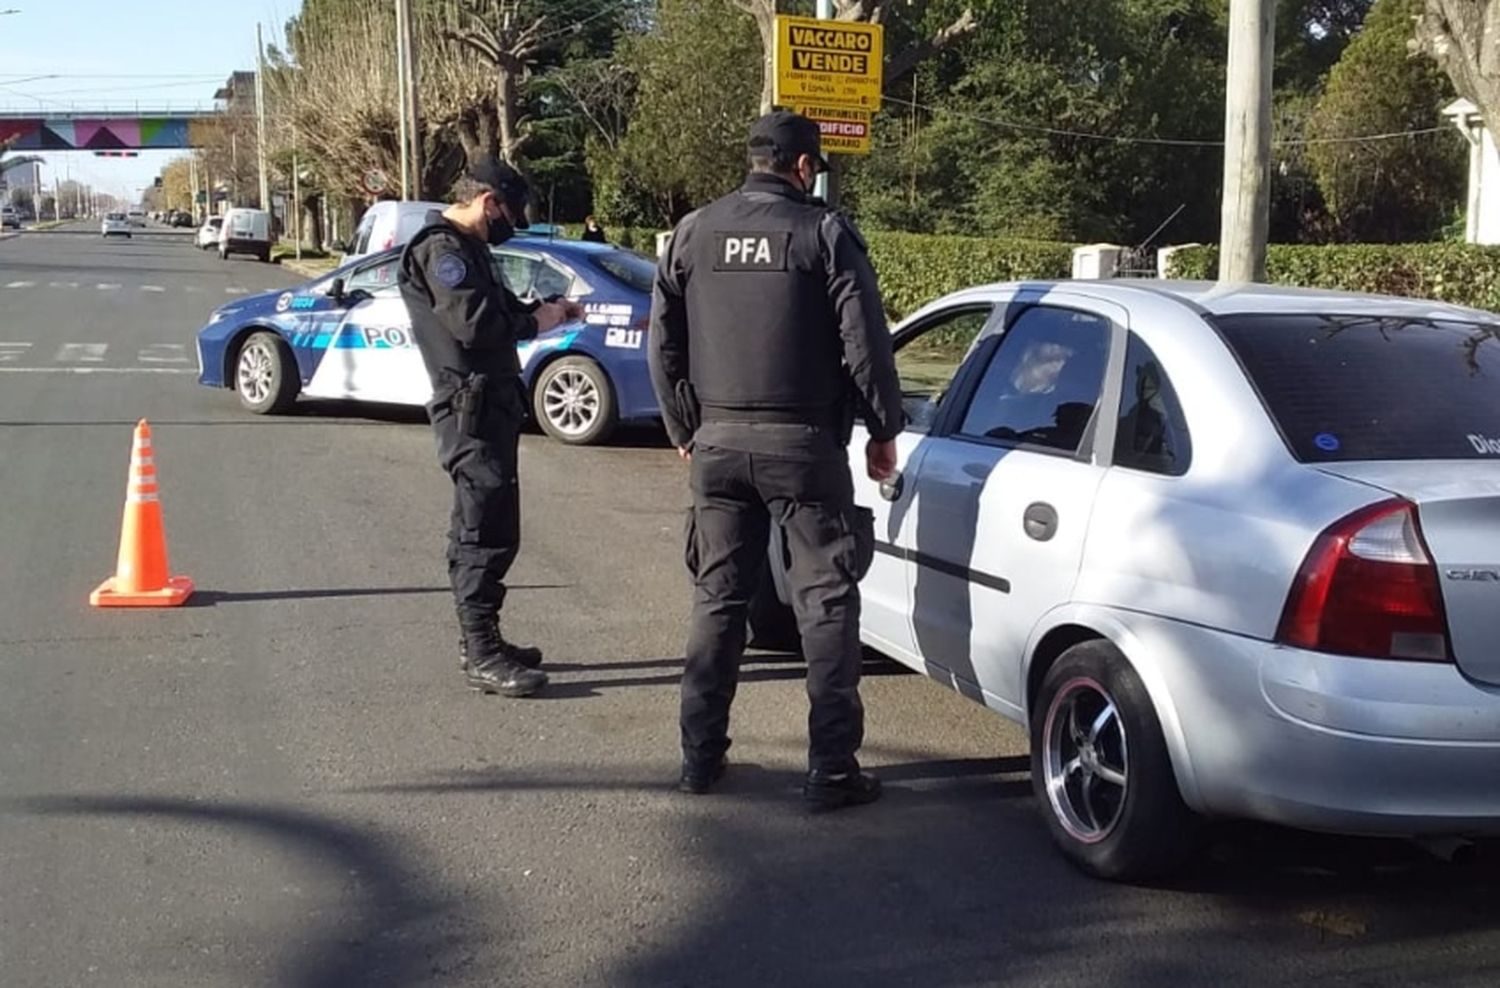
879 471 905 502
1023 502 1058 542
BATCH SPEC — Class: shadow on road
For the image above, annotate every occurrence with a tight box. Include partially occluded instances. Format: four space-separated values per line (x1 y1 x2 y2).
183 583 570 607
5 794 463 988
538 652 908 699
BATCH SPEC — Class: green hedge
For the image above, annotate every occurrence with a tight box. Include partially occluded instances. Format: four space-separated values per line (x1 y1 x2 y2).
1164 243 1500 313
864 233 1074 319
588 225 1075 320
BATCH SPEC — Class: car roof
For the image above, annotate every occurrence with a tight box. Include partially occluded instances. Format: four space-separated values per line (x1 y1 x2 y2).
937 279 1500 325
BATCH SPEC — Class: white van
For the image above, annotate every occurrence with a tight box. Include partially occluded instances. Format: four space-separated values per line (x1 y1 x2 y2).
345 200 447 260
219 207 273 263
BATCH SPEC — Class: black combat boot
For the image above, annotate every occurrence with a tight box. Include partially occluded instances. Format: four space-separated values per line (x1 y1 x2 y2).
803 768 882 813
461 621 547 698
458 632 544 671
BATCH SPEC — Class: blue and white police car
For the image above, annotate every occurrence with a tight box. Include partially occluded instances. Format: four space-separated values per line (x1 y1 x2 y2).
195 236 660 445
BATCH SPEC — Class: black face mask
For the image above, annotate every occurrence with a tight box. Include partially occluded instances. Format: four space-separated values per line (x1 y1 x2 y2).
485 213 514 246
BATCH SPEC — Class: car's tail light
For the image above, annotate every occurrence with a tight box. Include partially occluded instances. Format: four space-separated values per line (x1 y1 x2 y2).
1277 499 1451 661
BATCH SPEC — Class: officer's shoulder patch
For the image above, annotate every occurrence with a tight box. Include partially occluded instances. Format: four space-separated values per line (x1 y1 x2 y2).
433 252 468 288
712 231 791 272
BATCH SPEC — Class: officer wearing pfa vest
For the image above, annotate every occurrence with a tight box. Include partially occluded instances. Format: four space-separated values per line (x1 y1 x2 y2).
648 111 904 811
398 156 583 699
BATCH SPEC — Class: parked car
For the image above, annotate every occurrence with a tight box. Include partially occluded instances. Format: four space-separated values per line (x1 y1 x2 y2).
126 207 146 227
196 216 224 249
194 237 659 444
342 199 448 261
218 207 272 262
0 206 19 230
101 212 132 238
755 279 1500 882
171 210 195 228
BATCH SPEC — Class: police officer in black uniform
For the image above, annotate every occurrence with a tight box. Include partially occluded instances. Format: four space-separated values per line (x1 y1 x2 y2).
649 111 905 811
399 157 583 698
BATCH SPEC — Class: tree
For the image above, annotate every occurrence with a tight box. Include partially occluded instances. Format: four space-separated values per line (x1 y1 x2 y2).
1413 1 1500 140
1310 0 1464 240
8 185 34 217
603 0 763 225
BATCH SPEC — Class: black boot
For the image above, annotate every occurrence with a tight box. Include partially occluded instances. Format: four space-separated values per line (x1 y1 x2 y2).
461 620 547 698
458 619 544 671
803 769 882 813
466 655 548 698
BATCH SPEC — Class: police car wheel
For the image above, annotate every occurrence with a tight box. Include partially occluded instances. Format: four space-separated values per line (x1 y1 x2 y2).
234 331 298 415
1030 641 1198 882
532 356 617 446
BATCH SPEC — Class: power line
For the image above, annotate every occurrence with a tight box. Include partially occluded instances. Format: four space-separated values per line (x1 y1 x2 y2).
881 94 1455 149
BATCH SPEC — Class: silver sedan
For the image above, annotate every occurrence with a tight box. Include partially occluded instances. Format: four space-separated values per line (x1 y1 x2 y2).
759 280 1500 881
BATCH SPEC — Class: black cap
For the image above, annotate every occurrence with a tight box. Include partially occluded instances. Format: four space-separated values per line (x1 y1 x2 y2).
749 110 828 171
467 155 528 201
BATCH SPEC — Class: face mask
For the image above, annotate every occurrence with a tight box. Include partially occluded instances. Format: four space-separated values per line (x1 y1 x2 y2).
485 211 514 246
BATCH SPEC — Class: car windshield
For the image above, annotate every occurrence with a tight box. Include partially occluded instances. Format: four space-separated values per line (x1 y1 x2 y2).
106 213 124 220
590 250 656 294
1215 312 1500 462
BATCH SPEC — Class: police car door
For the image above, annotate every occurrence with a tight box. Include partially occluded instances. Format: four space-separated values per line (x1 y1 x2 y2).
904 295 1124 716
851 302 1000 665
304 253 431 406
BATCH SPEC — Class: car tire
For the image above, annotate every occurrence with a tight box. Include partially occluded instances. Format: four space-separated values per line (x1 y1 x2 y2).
233 331 299 415
1031 640 1198 882
531 356 618 445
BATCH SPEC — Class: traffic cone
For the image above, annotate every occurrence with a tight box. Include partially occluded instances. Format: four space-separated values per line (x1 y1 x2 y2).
89 419 194 608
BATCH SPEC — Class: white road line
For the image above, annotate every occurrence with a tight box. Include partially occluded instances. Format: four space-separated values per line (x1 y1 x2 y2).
47 281 80 289
0 367 196 375
184 286 202 293
55 343 107 363
138 343 190 364
0 342 34 363
96 283 122 291
140 285 166 293
5 281 35 288
224 287 249 295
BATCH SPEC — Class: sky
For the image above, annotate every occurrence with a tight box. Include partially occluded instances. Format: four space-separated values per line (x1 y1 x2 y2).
0 0 302 202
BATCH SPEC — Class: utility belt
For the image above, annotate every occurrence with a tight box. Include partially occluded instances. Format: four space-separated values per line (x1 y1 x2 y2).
436 370 524 438
699 397 855 445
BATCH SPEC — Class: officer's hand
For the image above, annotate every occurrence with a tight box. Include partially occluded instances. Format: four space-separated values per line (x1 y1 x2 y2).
866 438 898 482
534 301 576 334
561 300 586 322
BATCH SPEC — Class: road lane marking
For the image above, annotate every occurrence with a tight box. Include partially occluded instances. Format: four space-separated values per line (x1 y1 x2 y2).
47 281 80 289
96 283 121 291
184 286 202 293
0 342 33 363
225 287 249 295
0 367 196 375
140 285 166 293
5 281 35 288
55 343 107 363
138 343 190 364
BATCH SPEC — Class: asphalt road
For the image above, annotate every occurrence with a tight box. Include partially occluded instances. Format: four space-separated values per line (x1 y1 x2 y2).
2 222 1499 987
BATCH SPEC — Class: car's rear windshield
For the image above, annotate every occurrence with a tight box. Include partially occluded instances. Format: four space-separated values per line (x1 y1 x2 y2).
106 213 124 220
1215 312 1500 462
590 250 655 294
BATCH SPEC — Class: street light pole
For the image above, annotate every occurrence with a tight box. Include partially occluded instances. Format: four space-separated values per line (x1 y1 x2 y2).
255 23 271 213
395 0 410 200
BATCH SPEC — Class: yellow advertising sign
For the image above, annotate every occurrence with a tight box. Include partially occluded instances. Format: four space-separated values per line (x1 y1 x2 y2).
796 104 873 155
774 15 884 112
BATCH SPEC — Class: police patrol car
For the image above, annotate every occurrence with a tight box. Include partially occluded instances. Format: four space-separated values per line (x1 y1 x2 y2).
195 236 660 445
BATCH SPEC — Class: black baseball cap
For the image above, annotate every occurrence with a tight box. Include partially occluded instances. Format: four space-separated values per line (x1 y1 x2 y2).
468 155 530 217
749 110 828 172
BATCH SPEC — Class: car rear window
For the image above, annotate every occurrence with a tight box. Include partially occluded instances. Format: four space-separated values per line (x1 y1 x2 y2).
1215 312 1500 461
591 250 655 294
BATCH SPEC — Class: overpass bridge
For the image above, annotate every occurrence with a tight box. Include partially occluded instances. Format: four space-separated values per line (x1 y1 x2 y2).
0 110 218 151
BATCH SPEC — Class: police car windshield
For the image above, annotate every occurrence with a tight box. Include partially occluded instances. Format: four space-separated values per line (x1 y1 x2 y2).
591 250 656 294
1215 312 1500 462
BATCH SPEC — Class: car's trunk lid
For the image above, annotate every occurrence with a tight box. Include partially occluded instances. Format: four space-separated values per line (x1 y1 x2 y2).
1318 461 1500 685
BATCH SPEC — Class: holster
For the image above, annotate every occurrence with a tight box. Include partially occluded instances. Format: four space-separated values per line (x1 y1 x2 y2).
454 372 490 438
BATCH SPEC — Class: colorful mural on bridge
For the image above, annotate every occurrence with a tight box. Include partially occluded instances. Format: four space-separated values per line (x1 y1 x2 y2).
0 117 201 151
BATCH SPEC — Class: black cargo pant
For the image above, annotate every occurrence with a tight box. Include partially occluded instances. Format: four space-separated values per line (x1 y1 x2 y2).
681 423 875 774
428 378 525 632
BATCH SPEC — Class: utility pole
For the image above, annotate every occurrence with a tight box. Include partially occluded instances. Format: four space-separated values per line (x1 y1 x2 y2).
1218 0 1275 283
813 0 833 205
395 0 411 200
256 23 271 213
394 0 421 199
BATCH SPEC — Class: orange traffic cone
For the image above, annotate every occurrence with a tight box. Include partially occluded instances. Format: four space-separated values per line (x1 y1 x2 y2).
89 420 194 608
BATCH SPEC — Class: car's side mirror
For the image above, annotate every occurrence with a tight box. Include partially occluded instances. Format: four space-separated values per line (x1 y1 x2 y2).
330 277 346 304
